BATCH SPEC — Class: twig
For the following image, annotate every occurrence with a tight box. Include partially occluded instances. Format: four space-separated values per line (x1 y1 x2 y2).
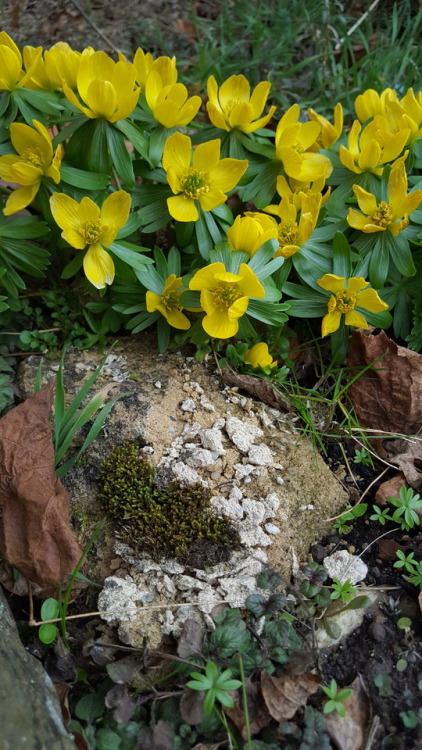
28 581 35 627
334 0 381 51
0 328 62 335
65 0 121 53
324 467 389 522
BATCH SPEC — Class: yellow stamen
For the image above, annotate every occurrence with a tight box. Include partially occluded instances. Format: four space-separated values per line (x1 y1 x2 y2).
370 201 393 227
180 168 210 199
328 290 357 314
21 147 44 168
212 284 243 309
162 290 181 311
278 220 298 247
83 220 102 244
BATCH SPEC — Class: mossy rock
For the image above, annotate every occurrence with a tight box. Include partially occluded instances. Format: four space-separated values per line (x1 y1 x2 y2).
98 442 240 567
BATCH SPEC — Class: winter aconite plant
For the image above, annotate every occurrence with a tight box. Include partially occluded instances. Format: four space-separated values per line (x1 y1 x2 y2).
0 31 421 370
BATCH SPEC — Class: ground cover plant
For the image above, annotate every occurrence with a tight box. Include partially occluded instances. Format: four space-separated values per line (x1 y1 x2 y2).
0 1 422 748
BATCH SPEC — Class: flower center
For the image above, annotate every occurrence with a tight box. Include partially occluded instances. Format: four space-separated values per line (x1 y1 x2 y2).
291 141 305 154
371 201 393 227
21 147 44 168
328 290 357 314
83 220 102 244
212 283 243 310
278 221 298 247
180 168 210 199
162 290 181 311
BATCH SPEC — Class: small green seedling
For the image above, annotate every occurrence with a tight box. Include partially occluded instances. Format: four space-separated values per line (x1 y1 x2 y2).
394 551 422 589
353 448 372 467
330 578 357 603
333 503 367 533
322 679 352 717
370 486 422 531
187 661 242 715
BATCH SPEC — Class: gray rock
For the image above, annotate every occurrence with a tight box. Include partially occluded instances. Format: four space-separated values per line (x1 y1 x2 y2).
225 416 263 452
323 550 368 584
0 588 75 749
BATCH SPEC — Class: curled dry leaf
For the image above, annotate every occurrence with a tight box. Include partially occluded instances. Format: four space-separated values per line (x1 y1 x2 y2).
347 330 422 435
222 369 290 410
375 473 406 505
325 675 370 750
378 539 407 562
0 381 81 586
260 671 320 721
384 438 422 492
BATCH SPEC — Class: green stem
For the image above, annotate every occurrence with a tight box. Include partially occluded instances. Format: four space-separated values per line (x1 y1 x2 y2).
238 653 253 749
214 706 237 750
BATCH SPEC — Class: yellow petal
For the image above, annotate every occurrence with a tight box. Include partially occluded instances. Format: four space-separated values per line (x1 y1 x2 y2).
77 50 115 102
167 194 198 222
207 102 229 131
355 288 389 312
163 132 192 176
10 121 52 162
238 263 265 298
85 79 117 119
189 262 226 291
317 274 345 293
206 75 220 107
339 145 359 173
353 185 378 215
244 342 273 368
219 75 250 109
193 139 221 172
62 80 93 118
163 307 191 330
50 192 83 232
198 189 227 212
228 101 254 129
83 244 115 288
146 290 161 312
100 190 131 239
347 277 369 292
202 308 240 339
0 45 21 90
209 158 248 192
8 161 42 185
3 184 39 215
321 310 342 337
242 107 276 133
111 87 140 122
249 81 271 119
61 228 87 249
344 309 369 329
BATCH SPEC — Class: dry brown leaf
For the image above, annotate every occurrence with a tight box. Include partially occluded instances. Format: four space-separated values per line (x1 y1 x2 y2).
347 330 422 435
225 677 271 738
418 591 422 612
325 676 370 750
179 688 204 726
375 473 406 505
0 381 81 586
177 618 204 658
260 671 320 721
384 438 422 492
378 539 407 562
222 369 290 410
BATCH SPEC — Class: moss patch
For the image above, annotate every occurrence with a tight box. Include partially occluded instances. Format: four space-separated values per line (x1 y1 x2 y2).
98 442 240 567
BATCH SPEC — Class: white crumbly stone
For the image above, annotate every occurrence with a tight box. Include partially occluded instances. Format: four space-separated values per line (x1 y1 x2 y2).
98 576 149 622
218 575 258 605
200 396 215 412
200 428 226 456
180 398 196 412
315 591 378 648
236 522 272 547
264 492 281 514
197 589 223 614
171 461 203 485
161 560 185 575
241 498 267 525
234 463 259 482
265 523 280 534
323 550 368 584
225 416 263 453
176 575 207 591
189 381 204 395
248 444 273 466
185 447 216 468
154 381 162 389
213 418 226 429
211 494 244 520
229 486 243 503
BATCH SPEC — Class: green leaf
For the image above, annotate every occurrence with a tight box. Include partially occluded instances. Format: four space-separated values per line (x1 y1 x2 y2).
40 598 60 621
95 728 122 750
210 625 250 658
115 118 150 162
17 87 62 115
106 125 135 187
60 164 110 190
0 216 49 239
240 159 281 207
86 119 110 174
38 623 58 644
109 241 153 271
61 250 84 279
75 692 105 722
344 595 371 610
333 231 352 278
369 235 389 287
386 232 416 277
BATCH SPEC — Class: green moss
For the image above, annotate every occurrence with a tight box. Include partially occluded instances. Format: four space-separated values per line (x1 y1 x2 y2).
98 442 240 567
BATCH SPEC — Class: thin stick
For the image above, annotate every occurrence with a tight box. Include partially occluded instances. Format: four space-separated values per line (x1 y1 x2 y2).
0 328 62 335
65 0 121 53
334 0 381 51
324 467 389 522
27 581 36 627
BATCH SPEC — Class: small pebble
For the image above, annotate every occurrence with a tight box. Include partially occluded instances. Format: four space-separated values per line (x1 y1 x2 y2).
369 622 386 642
154 381 162 389
264 523 280 535
347 545 356 553
276 477 284 485
180 398 196 412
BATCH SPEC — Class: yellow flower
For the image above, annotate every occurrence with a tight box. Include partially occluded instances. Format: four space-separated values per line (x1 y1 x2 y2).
189 261 265 338
347 155 422 236
226 213 278 256
275 104 332 182
145 71 201 128
371 93 422 146
0 31 39 91
354 88 398 123
49 191 131 289
307 103 343 149
275 174 331 210
206 74 276 133
23 42 86 91
132 48 177 93
244 342 277 369
0 120 62 215
263 193 321 258
146 274 191 329
339 119 409 175
317 274 389 337
163 132 248 222
62 50 140 122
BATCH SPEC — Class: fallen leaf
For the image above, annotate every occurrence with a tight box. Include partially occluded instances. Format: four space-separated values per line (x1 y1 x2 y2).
325 675 370 750
375 473 406 505
418 591 422 612
177 618 204 658
176 19 196 42
222 369 290 410
347 330 422 435
260 671 320 721
180 688 204 726
225 676 271 738
384 438 422 492
105 684 136 723
378 539 407 562
0 381 81 585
